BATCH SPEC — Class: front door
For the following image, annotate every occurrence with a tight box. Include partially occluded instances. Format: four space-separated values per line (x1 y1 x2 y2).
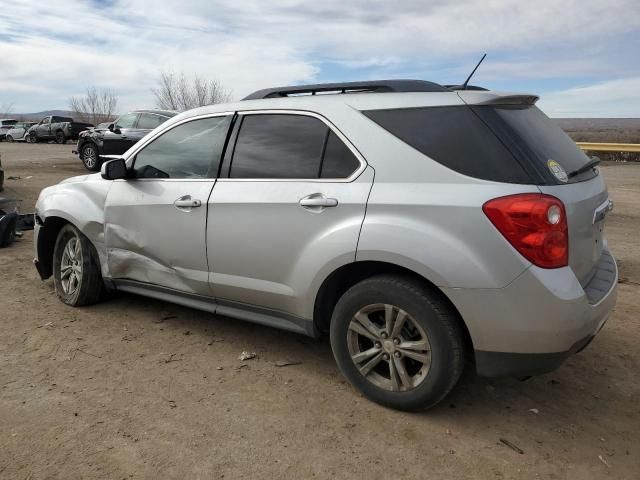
104 114 232 295
207 112 372 317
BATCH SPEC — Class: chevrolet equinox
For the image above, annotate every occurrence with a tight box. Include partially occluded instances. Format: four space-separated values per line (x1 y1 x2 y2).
33 80 617 411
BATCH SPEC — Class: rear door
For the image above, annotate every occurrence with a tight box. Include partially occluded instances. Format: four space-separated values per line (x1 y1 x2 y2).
104 114 232 295
206 111 371 316
102 112 139 155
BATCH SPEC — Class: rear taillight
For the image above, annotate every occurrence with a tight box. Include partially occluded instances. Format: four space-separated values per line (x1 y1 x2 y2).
483 193 568 268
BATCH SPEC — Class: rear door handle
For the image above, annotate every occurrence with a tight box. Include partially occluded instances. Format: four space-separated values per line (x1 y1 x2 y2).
174 196 202 210
299 194 338 211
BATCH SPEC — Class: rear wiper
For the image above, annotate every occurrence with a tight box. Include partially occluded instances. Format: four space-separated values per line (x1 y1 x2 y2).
568 156 600 179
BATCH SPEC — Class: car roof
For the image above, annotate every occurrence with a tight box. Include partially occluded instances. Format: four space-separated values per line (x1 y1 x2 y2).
128 109 178 117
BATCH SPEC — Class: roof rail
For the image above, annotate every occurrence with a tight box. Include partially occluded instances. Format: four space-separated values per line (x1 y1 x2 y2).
242 79 450 100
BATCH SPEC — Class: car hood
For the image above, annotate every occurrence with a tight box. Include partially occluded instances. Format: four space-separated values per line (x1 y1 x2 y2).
59 173 100 185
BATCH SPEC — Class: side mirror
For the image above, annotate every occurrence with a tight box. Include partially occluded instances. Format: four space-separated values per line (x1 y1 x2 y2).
101 158 128 180
108 123 115 131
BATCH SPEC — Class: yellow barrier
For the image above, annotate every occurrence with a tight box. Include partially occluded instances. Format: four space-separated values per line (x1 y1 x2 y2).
576 142 640 153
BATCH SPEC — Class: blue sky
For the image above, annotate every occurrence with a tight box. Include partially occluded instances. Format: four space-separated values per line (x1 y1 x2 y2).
1 0 639 117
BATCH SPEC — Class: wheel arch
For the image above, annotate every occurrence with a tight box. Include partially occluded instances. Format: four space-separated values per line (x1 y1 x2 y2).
35 215 71 279
313 260 474 352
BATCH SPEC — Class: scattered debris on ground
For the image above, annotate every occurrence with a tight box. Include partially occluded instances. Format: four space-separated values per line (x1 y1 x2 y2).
238 351 257 361
499 438 524 454
274 360 302 367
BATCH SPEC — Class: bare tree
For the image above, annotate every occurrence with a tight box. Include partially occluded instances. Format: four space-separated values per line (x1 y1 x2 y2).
151 71 232 111
0 102 14 117
69 88 118 125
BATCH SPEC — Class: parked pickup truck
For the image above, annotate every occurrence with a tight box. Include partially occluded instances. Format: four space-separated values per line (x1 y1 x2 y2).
28 116 93 144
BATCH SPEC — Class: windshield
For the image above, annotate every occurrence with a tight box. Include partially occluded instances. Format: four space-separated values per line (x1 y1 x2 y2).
472 105 597 184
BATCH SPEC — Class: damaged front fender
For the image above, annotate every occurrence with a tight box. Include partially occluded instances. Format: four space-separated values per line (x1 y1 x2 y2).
34 174 112 278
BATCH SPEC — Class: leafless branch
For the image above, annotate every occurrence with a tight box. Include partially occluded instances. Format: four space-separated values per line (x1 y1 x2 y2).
69 88 118 125
0 102 14 117
151 71 232 111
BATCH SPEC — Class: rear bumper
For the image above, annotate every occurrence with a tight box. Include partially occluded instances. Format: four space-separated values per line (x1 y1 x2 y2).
443 248 617 377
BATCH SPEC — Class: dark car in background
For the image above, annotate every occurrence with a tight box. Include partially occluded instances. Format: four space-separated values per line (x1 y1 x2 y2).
75 109 177 171
0 119 19 141
28 116 93 144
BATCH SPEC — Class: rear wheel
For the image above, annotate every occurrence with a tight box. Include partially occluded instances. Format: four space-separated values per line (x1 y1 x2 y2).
80 143 100 171
330 275 465 411
55 131 66 144
52 224 104 306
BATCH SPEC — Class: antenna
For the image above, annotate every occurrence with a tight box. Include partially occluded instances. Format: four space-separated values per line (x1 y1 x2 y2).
461 53 487 90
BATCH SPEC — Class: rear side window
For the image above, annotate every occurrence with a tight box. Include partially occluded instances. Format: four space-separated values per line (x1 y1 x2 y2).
133 115 231 179
363 106 531 184
229 114 360 179
321 131 360 178
137 113 169 130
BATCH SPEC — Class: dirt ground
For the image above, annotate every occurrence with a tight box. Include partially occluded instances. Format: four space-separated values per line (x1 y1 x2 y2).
1 143 639 480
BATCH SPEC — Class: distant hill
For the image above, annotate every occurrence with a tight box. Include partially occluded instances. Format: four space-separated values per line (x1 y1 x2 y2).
555 118 640 132
555 118 640 144
11 110 79 121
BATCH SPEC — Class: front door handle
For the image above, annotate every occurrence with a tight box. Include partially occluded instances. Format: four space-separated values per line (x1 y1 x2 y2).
174 196 202 210
299 194 338 211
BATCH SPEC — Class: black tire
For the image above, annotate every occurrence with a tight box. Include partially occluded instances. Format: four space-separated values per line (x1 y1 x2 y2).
55 131 66 144
330 275 465 411
6 135 14 143
52 224 104 306
80 143 100 171
29 132 38 143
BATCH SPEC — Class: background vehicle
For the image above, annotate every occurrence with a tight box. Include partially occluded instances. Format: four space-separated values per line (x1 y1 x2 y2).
28 116 93 144
0 119 19 141
0 154 4 191
4 122 37 142
33 80 617 411
75 109 177 171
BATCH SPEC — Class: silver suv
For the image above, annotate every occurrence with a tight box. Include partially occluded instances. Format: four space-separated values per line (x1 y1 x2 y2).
33 80 617 411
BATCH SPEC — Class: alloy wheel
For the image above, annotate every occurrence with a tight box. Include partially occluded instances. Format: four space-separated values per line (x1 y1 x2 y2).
60 235 83 295
83 146 97 168
347 303 431 392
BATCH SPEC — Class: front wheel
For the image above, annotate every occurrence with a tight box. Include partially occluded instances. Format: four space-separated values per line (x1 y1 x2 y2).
6 135 14 143
29 132 38 143
52 224 104 306
80 143 100 171
330 275 465 411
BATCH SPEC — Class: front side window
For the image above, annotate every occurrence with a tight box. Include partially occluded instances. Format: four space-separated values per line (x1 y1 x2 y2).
229 114 360 179
137 113 169 130
133 115 231 179
115 113 138 129
41 118 50 125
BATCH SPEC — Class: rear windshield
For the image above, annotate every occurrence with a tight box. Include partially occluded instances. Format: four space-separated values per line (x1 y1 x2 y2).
472 105 597 184
363 106 532 184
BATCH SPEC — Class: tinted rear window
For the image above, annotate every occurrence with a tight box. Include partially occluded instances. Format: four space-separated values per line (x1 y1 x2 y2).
472 105 597 183
363 106 532 184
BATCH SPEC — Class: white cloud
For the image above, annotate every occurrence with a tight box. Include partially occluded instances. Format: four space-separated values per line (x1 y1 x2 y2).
539 77 640 117
0 0 639 114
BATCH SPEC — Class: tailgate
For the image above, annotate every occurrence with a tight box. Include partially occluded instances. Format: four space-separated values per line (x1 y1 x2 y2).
538 173 610 285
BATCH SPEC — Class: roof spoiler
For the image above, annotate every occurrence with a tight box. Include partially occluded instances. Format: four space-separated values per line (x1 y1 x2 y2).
477 94 539 106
